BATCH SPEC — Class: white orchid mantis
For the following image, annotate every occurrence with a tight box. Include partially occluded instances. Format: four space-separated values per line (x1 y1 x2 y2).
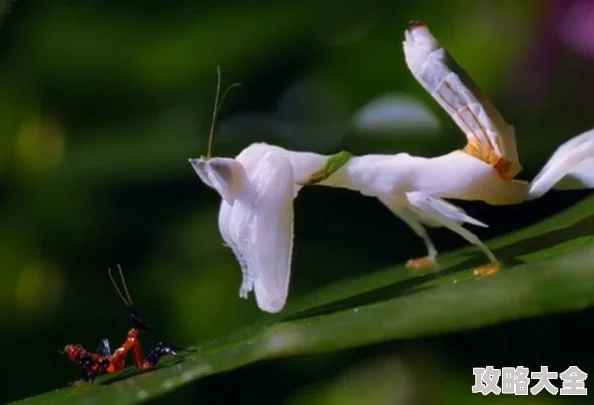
191 24 594 313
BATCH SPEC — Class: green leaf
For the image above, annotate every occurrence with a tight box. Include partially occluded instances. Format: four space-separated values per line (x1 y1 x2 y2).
11 195 594 405
297 151 353 186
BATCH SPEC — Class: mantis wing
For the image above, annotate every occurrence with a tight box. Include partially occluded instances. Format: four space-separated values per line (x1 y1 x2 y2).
96 339 111 356
403 21 521 179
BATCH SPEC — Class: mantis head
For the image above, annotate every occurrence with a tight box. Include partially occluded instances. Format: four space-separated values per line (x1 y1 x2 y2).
189 157 247 206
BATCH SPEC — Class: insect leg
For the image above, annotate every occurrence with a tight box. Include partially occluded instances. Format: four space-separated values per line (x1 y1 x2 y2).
144 342 179 367
406 191 499 276
76 356 96 383
378 197 438 270
131 338 150 369
109 329 140 371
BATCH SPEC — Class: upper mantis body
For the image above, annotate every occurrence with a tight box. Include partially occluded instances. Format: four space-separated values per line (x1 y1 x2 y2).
189 22 594 313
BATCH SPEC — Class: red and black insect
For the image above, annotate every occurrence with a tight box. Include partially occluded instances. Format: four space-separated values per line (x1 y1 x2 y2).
61 265 179 383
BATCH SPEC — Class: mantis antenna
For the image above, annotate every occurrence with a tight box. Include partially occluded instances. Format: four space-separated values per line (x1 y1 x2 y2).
205 66 242 160
108 264 151 330
108 264 134 308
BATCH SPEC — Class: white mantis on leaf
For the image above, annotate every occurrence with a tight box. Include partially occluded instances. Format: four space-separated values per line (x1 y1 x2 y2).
190 23 594 313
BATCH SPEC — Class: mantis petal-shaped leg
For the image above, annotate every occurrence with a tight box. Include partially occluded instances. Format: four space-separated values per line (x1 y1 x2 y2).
192 151 296 313
553 158 594 190
378 197 438 270
410 192 489 229
211 152 295 313
405 191 499 277
248 152 295 313
529 128 594 199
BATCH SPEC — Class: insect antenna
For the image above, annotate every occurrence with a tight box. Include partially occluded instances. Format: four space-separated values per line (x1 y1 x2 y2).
108 264 150 331
204 65 241 160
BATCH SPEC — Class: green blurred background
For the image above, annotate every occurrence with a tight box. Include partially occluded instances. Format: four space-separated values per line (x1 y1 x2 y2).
1 0 594 404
